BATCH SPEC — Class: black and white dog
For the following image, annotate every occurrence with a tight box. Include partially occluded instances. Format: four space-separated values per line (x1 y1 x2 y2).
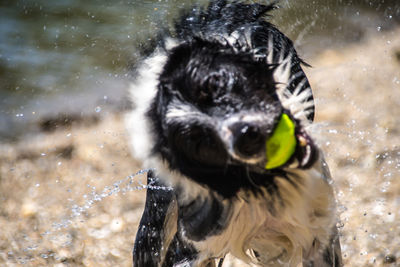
126 1 342 266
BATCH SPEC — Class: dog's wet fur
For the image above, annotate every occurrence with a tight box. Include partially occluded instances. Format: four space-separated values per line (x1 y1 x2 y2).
126 1 342 266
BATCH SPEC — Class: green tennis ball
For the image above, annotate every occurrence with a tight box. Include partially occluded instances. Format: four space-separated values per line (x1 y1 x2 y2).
265 114 297 169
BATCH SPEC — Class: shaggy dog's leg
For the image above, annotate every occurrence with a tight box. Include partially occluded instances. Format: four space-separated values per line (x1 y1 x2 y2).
133 171 176 266
133 172 199 266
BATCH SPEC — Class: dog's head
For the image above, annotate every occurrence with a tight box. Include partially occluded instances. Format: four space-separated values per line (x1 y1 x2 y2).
128 1 317 197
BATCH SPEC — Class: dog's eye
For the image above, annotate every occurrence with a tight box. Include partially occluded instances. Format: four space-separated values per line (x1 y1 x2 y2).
200 74 220 100
198 88 211 102
196 71 229 103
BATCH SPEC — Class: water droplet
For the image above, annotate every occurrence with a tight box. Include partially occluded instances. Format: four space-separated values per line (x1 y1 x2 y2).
325 141 330 146
377 26 381 31
369 233 377 239
95 106 101 113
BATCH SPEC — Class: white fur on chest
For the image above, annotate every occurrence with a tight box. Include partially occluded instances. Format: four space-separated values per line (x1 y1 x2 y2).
190 161 336 267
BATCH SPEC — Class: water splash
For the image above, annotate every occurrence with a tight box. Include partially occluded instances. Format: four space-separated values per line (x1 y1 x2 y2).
11 168 172 263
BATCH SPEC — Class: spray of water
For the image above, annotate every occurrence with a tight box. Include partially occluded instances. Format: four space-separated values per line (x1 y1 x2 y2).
5 168 174 264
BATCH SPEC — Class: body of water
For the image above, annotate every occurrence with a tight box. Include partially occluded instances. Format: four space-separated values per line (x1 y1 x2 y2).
0 0 399 140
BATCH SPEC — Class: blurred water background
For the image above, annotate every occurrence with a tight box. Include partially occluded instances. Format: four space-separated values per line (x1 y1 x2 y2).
0 0 399 140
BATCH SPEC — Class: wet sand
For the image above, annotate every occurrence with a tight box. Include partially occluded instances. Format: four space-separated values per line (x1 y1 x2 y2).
1 27 400 266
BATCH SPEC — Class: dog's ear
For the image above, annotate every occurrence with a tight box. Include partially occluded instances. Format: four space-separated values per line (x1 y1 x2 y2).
285 61 315 122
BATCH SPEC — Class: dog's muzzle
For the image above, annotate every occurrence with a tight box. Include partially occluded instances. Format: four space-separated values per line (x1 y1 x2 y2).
219 114 274 165
219 114 318 169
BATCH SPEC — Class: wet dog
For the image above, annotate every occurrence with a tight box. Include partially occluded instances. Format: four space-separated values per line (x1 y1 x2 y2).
126 1 342 266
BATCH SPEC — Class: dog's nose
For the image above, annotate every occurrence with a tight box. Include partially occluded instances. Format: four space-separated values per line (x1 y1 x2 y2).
231 123 265 157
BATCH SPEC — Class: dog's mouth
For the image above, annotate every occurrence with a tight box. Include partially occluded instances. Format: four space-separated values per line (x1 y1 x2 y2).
225 122 318 171
179 114 318 172
292 128 318 169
